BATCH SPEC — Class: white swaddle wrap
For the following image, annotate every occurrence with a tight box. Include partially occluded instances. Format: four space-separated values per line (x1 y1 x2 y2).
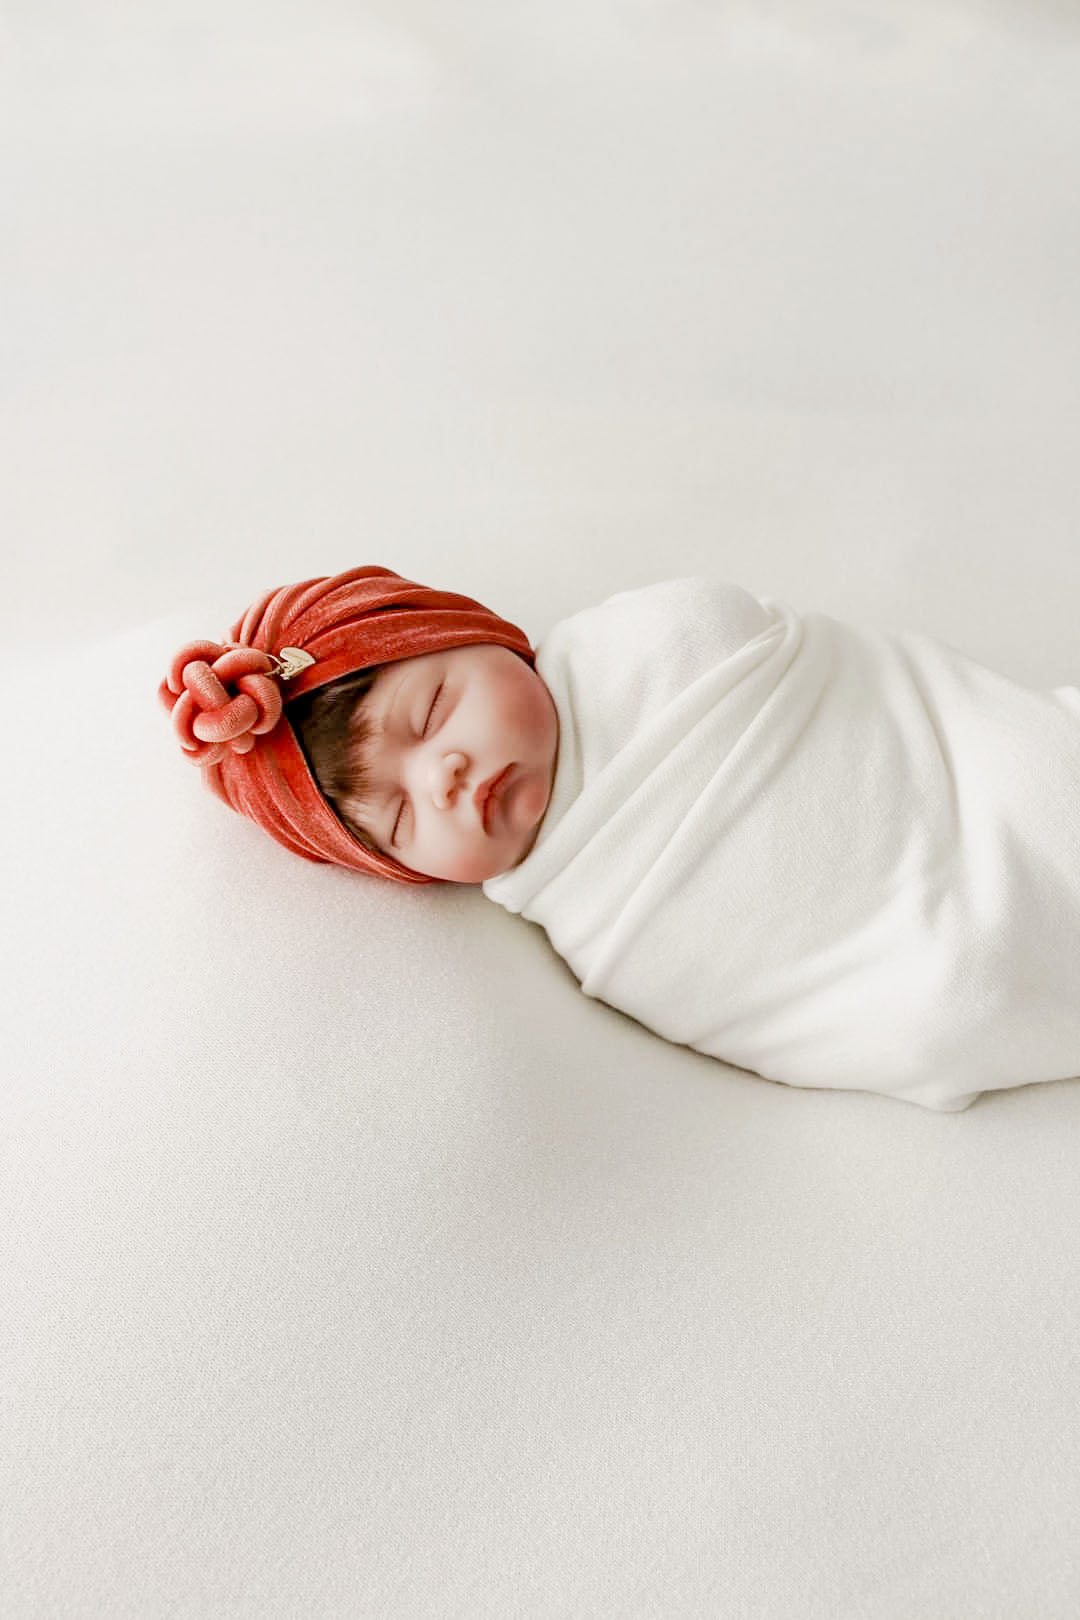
482 577 1080 1111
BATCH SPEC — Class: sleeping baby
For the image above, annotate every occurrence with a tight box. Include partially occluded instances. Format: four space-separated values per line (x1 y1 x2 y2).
160 564 1080 1113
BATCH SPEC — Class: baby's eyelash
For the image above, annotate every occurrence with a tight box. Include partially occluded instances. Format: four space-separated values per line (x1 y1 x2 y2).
390 683 444 847
423 683 444 736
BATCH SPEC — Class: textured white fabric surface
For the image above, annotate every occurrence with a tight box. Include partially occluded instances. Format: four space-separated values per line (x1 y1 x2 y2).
484 576 1080 1111
2 616 1079 1619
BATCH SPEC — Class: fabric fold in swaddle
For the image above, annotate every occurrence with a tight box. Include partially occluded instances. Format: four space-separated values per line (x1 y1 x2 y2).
483 577 1080 1110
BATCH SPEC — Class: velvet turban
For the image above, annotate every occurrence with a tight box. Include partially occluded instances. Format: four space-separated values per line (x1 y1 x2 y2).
159 565 537 884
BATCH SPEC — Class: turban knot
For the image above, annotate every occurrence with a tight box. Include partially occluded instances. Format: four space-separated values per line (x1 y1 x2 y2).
160 641 286 766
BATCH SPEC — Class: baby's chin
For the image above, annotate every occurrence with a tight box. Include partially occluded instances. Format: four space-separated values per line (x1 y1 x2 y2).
408 817 544 883
416 839 528 884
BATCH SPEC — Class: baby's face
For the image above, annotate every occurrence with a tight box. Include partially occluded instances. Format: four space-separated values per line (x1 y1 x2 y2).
348 643 559 883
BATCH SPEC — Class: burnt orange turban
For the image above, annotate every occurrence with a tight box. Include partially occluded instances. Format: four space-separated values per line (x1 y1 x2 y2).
159 565 536 884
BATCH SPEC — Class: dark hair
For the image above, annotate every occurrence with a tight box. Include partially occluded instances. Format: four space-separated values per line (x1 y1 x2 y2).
286 669 384 855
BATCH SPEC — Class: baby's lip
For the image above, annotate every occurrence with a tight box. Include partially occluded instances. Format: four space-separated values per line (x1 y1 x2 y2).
476 765 512 830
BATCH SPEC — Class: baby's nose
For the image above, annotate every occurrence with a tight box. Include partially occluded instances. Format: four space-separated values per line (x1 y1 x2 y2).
432 752 469 809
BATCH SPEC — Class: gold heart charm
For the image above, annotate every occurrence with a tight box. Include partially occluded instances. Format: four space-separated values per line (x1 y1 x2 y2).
269 647 316 681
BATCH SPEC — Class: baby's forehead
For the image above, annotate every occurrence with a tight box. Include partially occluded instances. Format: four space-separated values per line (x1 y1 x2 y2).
367 647 441 706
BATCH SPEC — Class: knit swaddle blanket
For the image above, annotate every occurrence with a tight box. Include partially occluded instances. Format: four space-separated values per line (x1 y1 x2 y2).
482 577 1080 1111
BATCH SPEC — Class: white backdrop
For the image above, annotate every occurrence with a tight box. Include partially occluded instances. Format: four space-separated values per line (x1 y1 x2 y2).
2 0 1078 677
3 6 1079 1619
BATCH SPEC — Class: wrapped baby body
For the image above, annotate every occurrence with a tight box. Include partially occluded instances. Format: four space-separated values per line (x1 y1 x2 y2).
482 577 1080 1111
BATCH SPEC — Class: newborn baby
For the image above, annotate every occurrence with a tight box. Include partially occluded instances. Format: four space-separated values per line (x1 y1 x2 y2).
162 566 1080 1112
